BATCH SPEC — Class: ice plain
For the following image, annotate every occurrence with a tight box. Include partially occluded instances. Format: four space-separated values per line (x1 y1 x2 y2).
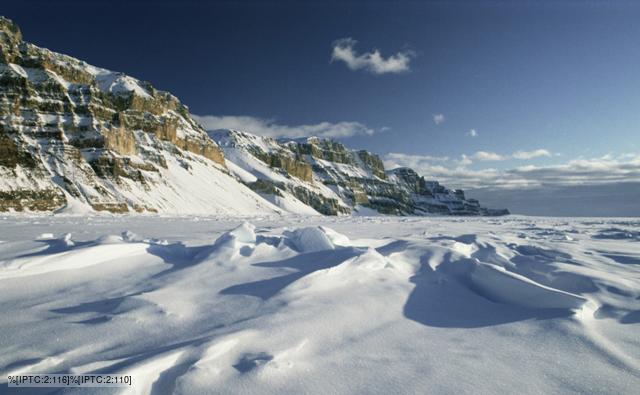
0 214 639 394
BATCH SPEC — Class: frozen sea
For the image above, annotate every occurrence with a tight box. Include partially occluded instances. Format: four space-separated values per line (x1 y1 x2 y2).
0 214 639 394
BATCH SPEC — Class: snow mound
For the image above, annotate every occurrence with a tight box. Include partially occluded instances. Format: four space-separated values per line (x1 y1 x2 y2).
319 226 352 247
210 222 258 250
593 227 640 240
343 247 390 271
227 222 257 244
284 227 341 252
0 239 148 279
470 262 587 310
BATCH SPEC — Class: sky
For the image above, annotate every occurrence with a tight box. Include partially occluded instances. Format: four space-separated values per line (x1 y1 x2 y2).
4 0 640 215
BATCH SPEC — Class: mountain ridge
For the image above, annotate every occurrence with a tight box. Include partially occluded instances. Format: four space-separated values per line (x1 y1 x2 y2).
0 16 507 216
0 16 281 215
211 129 508 216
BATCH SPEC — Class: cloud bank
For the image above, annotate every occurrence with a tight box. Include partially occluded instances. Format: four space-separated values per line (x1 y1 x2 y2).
472 151 504 161
512 149 552 160
467 149 552 162
387 150 640 216
193 115 375 139
330 38 414 75
384 152 640 190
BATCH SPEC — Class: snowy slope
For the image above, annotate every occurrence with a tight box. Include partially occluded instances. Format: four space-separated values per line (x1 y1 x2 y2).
99 150 284 216
212 130 350 215
0 215 638 394
0 17 287 216
210 130 507 217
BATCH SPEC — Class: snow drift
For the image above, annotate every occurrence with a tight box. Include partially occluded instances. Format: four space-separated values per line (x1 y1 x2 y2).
0 215 639 394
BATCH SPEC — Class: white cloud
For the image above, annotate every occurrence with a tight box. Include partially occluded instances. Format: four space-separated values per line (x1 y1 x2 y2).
193 115 375 139
467 129 478 137
330 38 414 75
385 153 449 167
512 149 552 160
387 149 552 170
433 114 445 125
471 151 504 161
460 149 552 165
384 152 640 190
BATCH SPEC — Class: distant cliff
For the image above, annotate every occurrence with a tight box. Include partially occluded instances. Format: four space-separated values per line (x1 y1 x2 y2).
211 130 509 216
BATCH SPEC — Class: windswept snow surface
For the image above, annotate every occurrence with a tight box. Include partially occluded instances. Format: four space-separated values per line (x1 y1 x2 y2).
0 215 639 394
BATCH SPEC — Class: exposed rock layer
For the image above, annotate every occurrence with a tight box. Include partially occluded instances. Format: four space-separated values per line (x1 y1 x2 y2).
0 17 227 212
0 16 507 216
211 130 508 216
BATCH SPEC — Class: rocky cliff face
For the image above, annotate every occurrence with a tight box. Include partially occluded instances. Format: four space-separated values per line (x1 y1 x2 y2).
0 16 507 216
211 130 351 215
211 129 508 216
0 17 272 214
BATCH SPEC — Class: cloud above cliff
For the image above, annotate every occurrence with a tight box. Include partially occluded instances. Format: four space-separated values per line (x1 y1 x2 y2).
193 115 375 139
330 38 414 75
466 149 553 163
384 152 640 190
385 152 450 164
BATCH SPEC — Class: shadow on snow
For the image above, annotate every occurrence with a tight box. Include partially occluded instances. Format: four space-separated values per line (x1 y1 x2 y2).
220 247 362 301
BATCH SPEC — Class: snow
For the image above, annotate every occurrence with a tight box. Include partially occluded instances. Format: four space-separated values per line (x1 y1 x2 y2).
352 204 383 216
284 226 337 252
212 130 350 215
221 144 293 185
0 215 639 394
225 159 258 183
85 66 152 99
108 151 282 216
209 130 490 217
470 262 587 309
7 63 28 78
13 130 284 216
259 191 322 216
225 221 257 243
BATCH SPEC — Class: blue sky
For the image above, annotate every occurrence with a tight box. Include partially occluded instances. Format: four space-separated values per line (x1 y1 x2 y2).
5 0 640 214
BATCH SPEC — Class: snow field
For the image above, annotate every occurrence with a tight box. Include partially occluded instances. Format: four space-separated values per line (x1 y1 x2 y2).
0 215 638 394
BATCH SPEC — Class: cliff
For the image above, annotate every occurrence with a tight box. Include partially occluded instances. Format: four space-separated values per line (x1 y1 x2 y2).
211 129 508 216
0 16 278 215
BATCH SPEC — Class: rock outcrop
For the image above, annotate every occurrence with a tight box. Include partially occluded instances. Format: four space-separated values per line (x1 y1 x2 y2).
211 129 508 216
0 16 239 213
